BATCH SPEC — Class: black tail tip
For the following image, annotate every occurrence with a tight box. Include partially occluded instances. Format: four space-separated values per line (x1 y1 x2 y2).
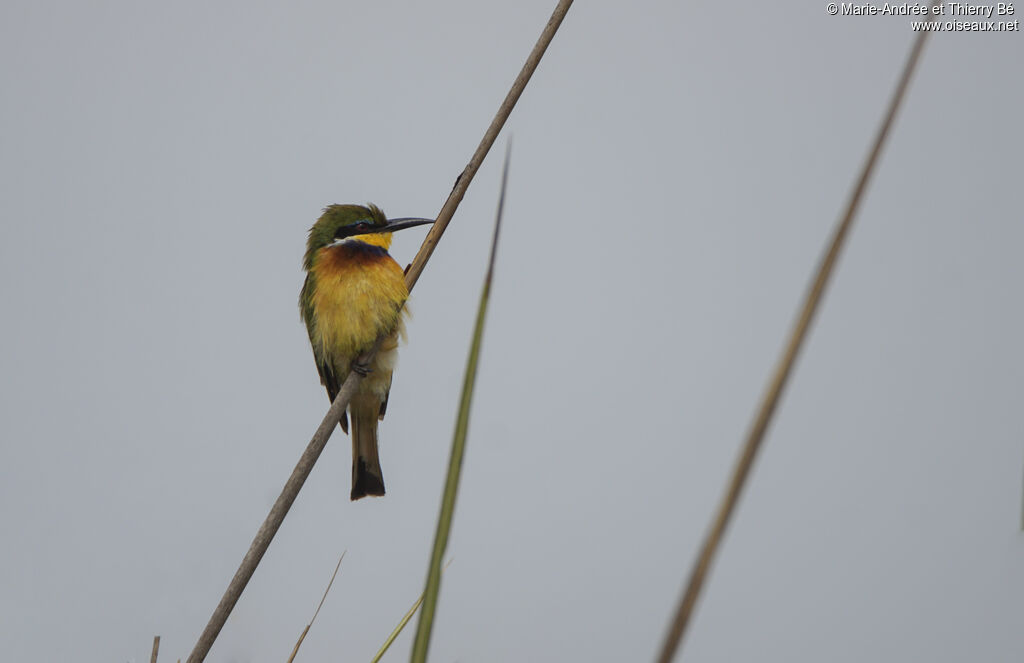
351 462 386 500
350 478 385 500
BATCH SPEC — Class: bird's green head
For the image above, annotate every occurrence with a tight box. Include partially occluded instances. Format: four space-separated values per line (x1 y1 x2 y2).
303 203 433 270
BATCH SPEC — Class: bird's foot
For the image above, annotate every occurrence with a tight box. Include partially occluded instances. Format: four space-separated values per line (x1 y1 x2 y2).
351 358 373 377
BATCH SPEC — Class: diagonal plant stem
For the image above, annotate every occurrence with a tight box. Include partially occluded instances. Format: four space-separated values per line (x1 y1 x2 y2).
286 552 345 663
404 0 572 291
184 2 574 662
654 10 940 663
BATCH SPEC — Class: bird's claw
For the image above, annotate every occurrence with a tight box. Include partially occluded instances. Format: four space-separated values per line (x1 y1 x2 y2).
351 359 372 377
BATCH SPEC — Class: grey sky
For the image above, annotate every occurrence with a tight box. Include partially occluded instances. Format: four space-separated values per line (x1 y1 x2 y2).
1 2 1022 662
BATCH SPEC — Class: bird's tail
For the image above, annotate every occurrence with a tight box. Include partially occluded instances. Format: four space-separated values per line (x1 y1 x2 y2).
349 397 386 500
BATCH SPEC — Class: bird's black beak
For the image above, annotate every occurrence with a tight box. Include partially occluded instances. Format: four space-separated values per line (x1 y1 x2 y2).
379 217 435 233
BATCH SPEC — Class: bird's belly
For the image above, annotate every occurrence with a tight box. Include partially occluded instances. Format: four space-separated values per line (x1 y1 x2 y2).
311 246 408 396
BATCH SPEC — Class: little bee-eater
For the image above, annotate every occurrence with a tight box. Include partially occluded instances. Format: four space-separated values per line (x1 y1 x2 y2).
300 204 433 500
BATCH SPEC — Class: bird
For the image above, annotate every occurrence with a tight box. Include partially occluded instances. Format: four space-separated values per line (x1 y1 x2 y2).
300 203 433 500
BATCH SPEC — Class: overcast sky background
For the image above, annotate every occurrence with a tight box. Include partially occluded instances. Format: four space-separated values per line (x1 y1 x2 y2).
2 2 1022 662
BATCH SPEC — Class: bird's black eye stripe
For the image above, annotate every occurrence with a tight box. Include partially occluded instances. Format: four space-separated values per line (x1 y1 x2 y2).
335 220 373 239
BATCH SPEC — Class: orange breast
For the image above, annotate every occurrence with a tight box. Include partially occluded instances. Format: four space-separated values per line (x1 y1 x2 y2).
309 241 408 364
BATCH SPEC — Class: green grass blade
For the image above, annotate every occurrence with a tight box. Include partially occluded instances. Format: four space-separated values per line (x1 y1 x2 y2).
409 144 510 663
372 591 424 663
371 560 452 663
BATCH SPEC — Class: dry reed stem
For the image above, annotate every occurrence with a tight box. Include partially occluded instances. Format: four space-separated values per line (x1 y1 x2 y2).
654 8 940 662
150 635 160 663
185 2 574 661
404 0 574 292
286 552 345 663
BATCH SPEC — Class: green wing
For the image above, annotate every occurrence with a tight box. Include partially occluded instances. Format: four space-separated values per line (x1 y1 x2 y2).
300 271 349 433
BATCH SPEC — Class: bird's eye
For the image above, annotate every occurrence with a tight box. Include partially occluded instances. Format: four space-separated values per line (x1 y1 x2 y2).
336 220 372 239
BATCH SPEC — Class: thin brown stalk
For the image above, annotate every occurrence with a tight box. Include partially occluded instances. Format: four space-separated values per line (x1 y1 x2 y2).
185 2 574 661
150 635 160 663
404 0 572 291
654 11 939 663
286 552 345 663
